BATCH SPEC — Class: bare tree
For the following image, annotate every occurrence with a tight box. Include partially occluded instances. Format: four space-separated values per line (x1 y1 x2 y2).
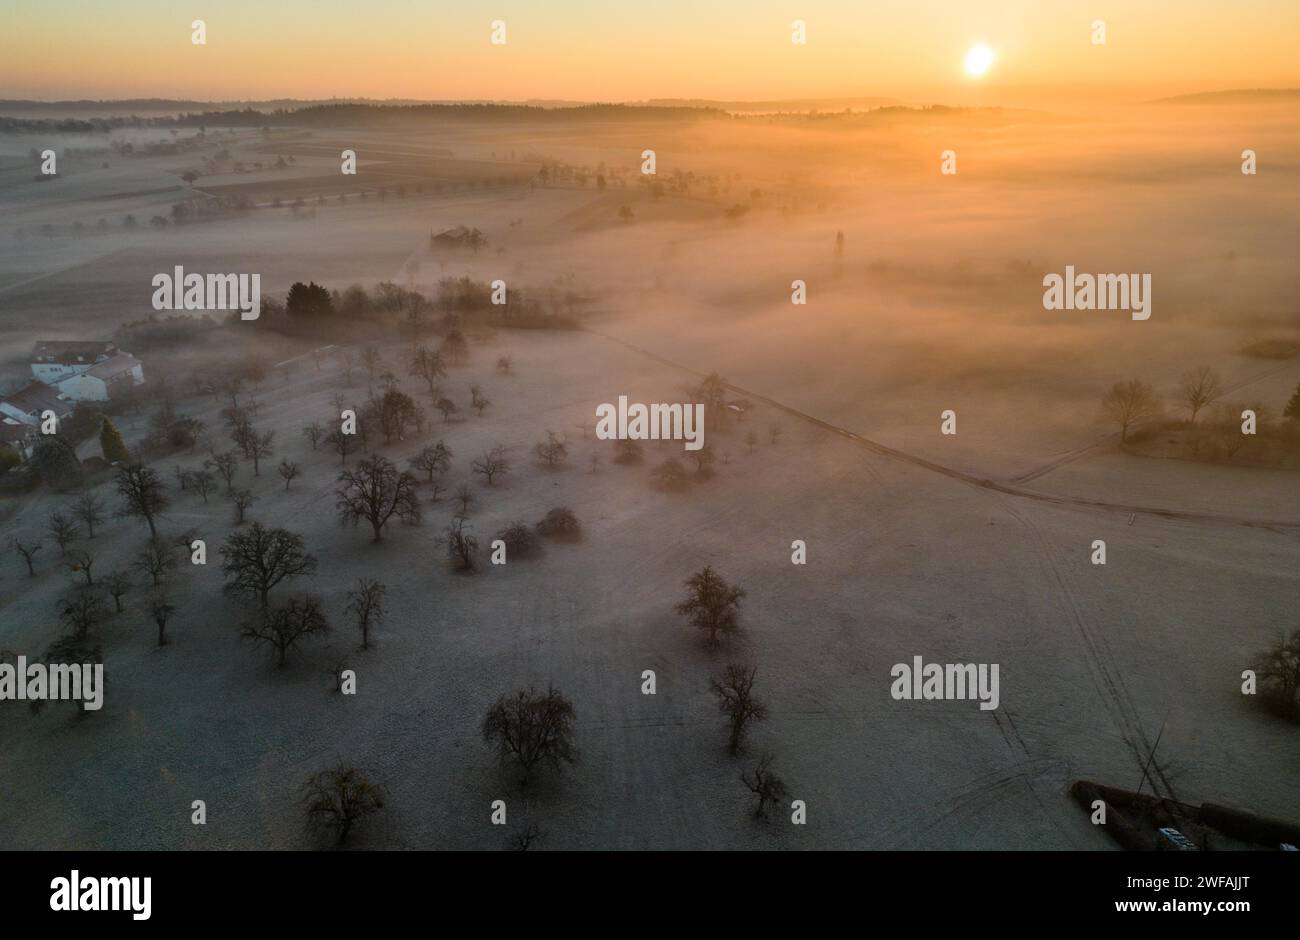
495 521 540 559
454 483 474 516
336 456 422 542
408 345 446 397
232 421 274 475
115 465 169 539
326 429 355 465
482 686 578 786
71 492 105 538
11 537 42 576
47 511 79 557
301 762 387 846
242 593 329 666
278 459 300 490
651 457 690 490
1251 627 1300 719
710 663 768 754
471 384 491 416
677 566 745 649
360 346 383 395
229 488 256 524
150 593 176 646
496 355 513 374
409 440 452 481
435 397 457 421
1101 379 1160 443
740 753 788 819
1180 365 1224 425
219 522 317 612
190 468 215 503
104 569 131 611
210 451 239 491
472 445 510 485
345 578 387 650
134 537 177 587
66 548 96 586
533 431 567 468
58 587 107 639
768 423 783 445
302 422 324 451
446 516 478 572
536 507 581 541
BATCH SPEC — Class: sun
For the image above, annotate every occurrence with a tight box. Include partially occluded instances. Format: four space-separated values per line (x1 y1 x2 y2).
964 44 995 77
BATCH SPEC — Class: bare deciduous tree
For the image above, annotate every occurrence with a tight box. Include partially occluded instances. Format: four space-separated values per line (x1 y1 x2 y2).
66 548 96 586
209 451 239 491
710 663 768 754
48 511 79 557
104 569 131 611
242 593 329 666
150 593 176 646
1101 379 1160 443
1180 366 1224 425
740 752 788 819
220 522 317 612
302 422 324 450
409 440 452 481
134 537 177 587
115 464 169 539
278 459 300 490
345 578 387 650
1251 627 1300 720
482 686 578 786
58 587 107 639
336 456 422 542
677 566 745 649
533 431 567 468
446 516 478 572
301 761 387 845
472 445 510 485
11 537 42 576
229 488 256 524
71 492 105 538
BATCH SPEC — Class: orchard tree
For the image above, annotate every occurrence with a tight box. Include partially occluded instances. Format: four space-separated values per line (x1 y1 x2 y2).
134 537 177 587
345 578 387 650
220 522 317 612
229 488 256 524
409 440 452 482
115 464 169 538
710 663 768 754
482 686 577 787
71 492 105 538
150 593 176 646
446 516 478 572
1180 366 1224 425
47 511 79 557
740 753 788 819
472 445 510 485
242 593 329 666
278 459 300 490
1101 379 1160 443
210 451 239 491
336 456 421 542
11 537 42 576
104 570 131 611
676 566 745 649
301 762 386 846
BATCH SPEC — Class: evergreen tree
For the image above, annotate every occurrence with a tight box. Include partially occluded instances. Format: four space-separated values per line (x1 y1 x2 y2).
100 417 130 463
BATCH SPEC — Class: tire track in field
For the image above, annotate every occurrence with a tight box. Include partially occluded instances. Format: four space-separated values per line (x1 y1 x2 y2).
998 498 1178 802
587 329 1300 531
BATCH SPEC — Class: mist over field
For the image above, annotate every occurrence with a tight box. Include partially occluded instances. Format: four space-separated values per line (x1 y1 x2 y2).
0 87 1297 850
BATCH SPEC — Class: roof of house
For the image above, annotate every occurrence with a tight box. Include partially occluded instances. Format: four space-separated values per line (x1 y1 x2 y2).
31 340 117 364
0 420 34 443
1 380 70 416
84 353 141 381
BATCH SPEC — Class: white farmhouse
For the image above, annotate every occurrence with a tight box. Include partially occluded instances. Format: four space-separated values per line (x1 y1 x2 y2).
30 340 119 384
54 353 145 402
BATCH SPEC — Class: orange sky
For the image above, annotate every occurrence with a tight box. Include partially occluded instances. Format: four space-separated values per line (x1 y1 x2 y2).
3 1 1298 105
